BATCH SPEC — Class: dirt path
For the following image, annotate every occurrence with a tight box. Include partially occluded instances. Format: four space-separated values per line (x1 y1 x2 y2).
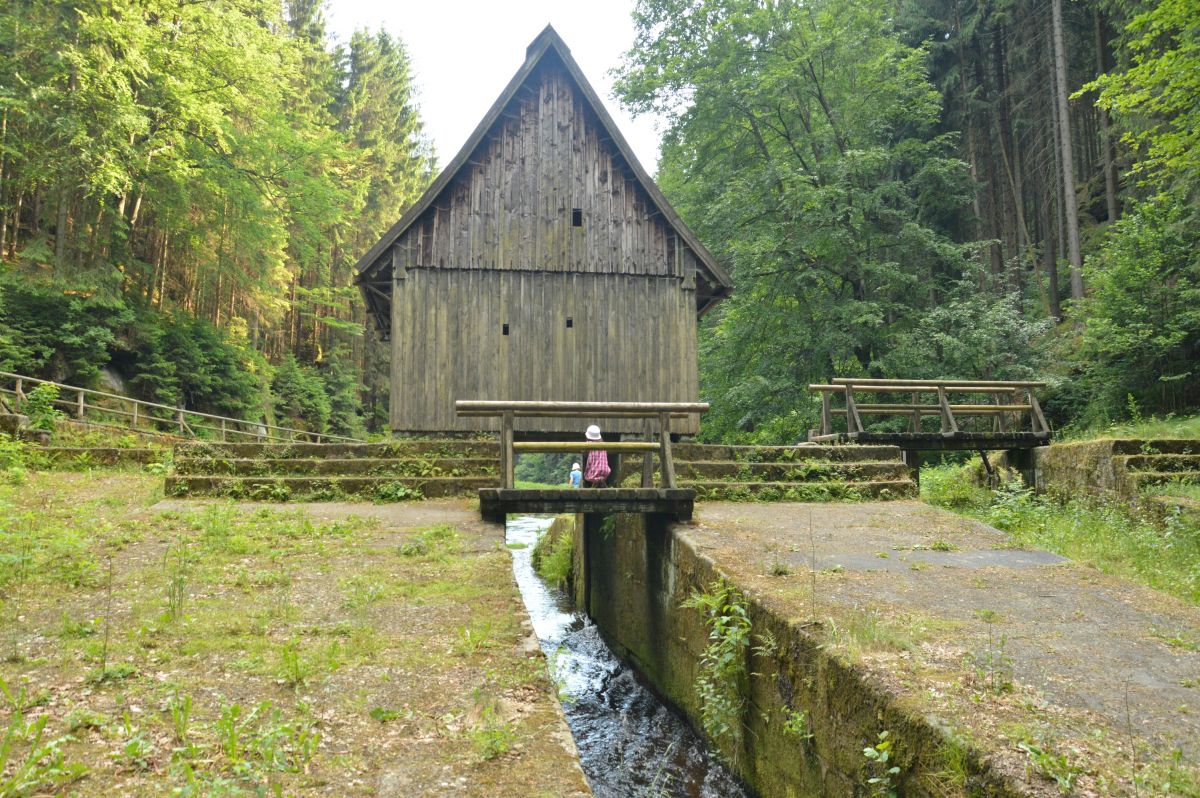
689 500 1200 793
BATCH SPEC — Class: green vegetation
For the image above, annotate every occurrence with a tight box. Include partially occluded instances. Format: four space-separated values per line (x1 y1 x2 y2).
681 579 752 753
615 0 1200 441
530 516 575 590
0 1 433 434
0 471 583 796
923 463 1200 605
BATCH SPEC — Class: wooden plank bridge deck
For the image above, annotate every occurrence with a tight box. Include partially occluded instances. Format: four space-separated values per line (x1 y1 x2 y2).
479 488 695 523
457 400 703 522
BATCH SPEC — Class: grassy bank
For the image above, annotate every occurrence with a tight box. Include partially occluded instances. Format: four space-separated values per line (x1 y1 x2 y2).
922 462 1200 606
0 470 587 797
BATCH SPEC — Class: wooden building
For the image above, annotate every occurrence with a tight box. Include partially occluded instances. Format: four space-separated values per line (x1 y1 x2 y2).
353 25 731 434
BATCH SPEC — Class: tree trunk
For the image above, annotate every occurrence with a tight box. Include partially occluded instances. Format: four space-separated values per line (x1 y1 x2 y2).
1051 0 1084 300
55 182 70 270
1094 7 1119 223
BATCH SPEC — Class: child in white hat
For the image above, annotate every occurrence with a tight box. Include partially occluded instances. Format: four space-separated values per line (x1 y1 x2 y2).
569 462 582 489
582 425 610 487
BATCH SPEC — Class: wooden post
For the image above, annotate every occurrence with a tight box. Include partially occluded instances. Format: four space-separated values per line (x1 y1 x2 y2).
910 392 920 432
176 407 185 435
1028 390 1048 434
641 416 654 488
501 411 515 489
76 389 85 419
658 411 676 488
995 392 1007 432
13 378 22 409
820 392 832 436
937 386 958 434
844 384 864 433
221 418 227 442
131 401 139 430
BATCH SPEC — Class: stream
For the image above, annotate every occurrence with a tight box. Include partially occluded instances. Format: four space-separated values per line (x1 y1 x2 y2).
506 515 751 798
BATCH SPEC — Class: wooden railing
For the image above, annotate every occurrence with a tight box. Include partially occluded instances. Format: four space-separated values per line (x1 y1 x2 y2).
454 400 709 489
808 378 1049 440
0 370 363 444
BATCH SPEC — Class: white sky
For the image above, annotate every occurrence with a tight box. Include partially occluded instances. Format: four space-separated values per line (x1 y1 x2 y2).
324 0 664 175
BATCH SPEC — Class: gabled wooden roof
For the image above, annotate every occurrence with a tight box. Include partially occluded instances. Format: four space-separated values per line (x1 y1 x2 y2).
353 24 732 315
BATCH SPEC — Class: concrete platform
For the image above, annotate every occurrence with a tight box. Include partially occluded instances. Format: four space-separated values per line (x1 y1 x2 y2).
478 487 694 522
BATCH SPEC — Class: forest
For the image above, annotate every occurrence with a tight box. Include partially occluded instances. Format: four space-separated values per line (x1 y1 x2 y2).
0 0 1197 442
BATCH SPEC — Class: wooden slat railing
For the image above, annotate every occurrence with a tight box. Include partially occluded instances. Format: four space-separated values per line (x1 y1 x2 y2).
808 379 1048 440
0 370 363 444
454 400 709 489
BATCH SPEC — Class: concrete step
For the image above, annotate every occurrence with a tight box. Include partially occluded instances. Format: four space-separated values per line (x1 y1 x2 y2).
1127 471 1200 490
672 443 903 464
32 447 163 466
172 456 495 478
674 460 909 481
1116 454 1200 473
687 479 917 502
164 475 492 501
1110 439 1200 456
173 440 499 460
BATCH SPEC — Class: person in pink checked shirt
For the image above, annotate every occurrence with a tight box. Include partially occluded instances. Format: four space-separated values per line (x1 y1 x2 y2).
582 424 611 487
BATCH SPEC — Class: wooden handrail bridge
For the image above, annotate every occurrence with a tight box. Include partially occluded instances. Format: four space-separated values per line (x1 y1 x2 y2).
0 370 363 444
808 378 1051 479
455 400 706 522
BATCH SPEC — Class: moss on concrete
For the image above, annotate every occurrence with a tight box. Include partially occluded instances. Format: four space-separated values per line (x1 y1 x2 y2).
572 513 1030 798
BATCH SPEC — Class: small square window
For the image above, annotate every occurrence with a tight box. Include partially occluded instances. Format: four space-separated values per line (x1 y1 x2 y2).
571 208 583 227
502 323 509 336
566 317 573 328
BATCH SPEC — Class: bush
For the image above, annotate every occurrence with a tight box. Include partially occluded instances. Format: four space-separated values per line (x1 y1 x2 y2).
24 383 64 432
271 355 331 433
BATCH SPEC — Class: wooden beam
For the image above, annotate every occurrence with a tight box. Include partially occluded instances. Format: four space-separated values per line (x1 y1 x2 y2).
659 411 676 489
844 385 864 433
456 400 710 415
501 411 514 489
512 441 661 452
641 417 654 489
829 404 1033 414
829 378 1047 388
937 387 959 434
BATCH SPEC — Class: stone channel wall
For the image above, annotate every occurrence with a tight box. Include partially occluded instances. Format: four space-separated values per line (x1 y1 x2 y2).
565 513 1024 798
1015 438 1200 499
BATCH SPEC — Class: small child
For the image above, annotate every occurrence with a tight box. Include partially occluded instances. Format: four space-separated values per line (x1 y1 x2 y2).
582 425 610 487
568 462 582 489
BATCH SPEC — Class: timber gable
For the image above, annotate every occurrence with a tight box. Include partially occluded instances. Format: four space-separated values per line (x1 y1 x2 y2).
355 25 731 339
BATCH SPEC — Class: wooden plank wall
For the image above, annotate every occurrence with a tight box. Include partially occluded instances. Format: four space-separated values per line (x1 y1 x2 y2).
392 61 701 281
390 270 699 434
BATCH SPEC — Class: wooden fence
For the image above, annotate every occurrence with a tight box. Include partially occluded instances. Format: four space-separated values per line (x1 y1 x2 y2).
0 370 363 444
454 400 709 489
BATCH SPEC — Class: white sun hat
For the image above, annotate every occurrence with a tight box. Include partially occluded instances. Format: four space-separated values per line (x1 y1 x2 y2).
571 462 581 470
585 425 602 441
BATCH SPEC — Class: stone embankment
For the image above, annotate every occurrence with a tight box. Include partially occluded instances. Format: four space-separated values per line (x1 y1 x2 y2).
563 502 1200 797
1026 438 1200 498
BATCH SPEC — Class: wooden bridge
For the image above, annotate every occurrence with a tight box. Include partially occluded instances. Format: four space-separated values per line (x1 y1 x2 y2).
455 400 705 522
808 378 1051 478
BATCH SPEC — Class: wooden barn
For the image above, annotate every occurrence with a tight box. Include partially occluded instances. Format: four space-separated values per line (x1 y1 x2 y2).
353 25 731 435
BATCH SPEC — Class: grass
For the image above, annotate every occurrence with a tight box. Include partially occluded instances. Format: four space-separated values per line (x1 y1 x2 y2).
514 480 562 490
530 515 574 589
922 461 1200 605
1058 412 1200 442
1148 482 1200 502
0 468 584 797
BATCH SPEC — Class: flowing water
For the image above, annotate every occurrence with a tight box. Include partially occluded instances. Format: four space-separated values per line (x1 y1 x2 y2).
506 515 751 798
